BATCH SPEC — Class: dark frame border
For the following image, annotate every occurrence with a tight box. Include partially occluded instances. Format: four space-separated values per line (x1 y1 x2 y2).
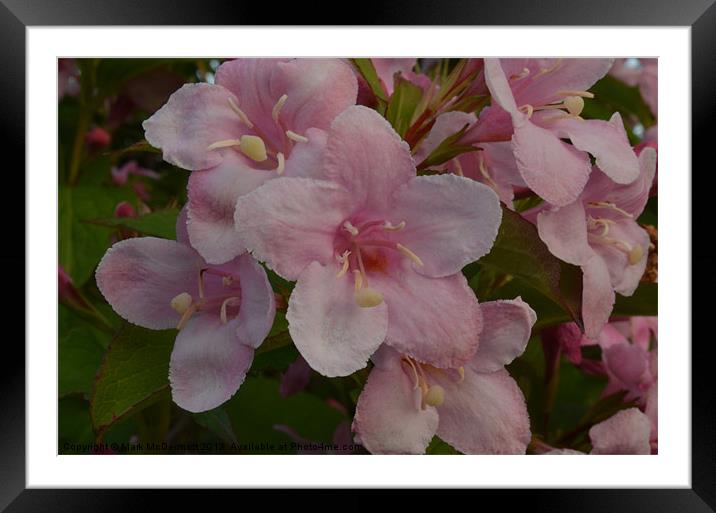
4 0 713 510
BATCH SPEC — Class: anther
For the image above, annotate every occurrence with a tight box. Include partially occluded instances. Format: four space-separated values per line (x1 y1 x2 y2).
286 130 309 143
397 243 424 267
227 97 254 128
354 286 384 308
424 385 445 407
170 292 193 314
343 221 359 236
222 276 234 287
457 367 465 383
275 152 285 175
519 104 534 119
563 95 585 116
336 251 351 278
510 67 531 81
383 221 406 231
238 135 268 162
628 245 643 265
272 94 288 122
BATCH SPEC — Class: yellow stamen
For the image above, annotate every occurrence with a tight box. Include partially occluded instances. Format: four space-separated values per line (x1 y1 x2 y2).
343 221 359 236
272 94 288 121
170 292 193 315
588 201 633 218
519 104 534 119
220 297 241 325
227 97 254 128
207 139 242 151
383 221 406 231
176 303 199 331
286 130 309 143
238 135 268 162
628 245 643 265
397 243 424 267
563 95 585 116
510 67 530 81
424 385 445 407
354 286 384 308
457 367 465 383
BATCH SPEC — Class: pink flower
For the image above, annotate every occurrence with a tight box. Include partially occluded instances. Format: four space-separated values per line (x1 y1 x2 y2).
111 160 161 186
371 58 432 96
535 147 657 337
58 59 80 100
143 58 358 265
235 106 502 377
352 299 536 454
95 209 276 412
546 408 652 455
465 58 639 206
85 127 112 151
279 356 312 398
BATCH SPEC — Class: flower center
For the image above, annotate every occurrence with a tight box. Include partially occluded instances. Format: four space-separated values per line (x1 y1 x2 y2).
169 267 242 330
586 203 643 265
205 94 309 175
401 356 465 409
334 218 424 308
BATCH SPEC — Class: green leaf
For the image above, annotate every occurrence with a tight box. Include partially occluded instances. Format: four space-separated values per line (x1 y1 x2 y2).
478 207 582 327
350 58 388 108
613 282 657 317
426 436 461 455
583 75 655 128
59 396 95 452
95 59 173 98
385 75 423 137
223 377 344 453
59 326 110 397
416 123 477 170
59 184 134 285
87 208 179 240
90 324 175 435
193 408 238 445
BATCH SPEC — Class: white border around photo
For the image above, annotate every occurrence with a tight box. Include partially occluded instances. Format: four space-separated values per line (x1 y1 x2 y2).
28 26 689 488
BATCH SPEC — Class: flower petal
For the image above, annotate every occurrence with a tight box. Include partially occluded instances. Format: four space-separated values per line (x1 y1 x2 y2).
187 151 273 264
286 261 388 377
95 237 204 330
353 348 439 454
512 121 592 206
414 111 476 164
483 58 521 120
169 313 254 412
590 220 650 296
548 113 639 185
235 177 353 280
143 83 243 170
389 174 502 278
436 368 531 454
233 254 276 349
588 407 651 454
373 262 482 369
470 298 537 373
372 58 418 95
603 342 649 390
582 256 616 338
537 201 594 266
517 58 613 106
324 106 415 211
176 205 190 246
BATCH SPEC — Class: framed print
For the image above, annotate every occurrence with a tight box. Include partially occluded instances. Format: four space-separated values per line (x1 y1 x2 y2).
3 0 714 510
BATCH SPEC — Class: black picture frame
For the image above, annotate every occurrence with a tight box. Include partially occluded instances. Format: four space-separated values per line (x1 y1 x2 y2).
4 0 713 510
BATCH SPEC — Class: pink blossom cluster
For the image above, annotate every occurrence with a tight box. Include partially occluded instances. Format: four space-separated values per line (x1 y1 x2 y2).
95 58 657 454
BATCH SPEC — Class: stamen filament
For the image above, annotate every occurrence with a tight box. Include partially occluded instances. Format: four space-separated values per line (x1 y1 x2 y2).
275 152 285 175
286 130 309 143
219 297 241 325
343 221 359 236
207 139 242 151
383 221 406 232
227 97 254 128
272 94 288 121
397 243 424 267
453 158 464 177
336 251 351 278
557 89 595 99
588 201 633 218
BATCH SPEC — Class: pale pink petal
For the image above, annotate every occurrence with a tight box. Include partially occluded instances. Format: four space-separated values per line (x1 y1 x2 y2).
547 113 639 185
478 141 526 187
372 58 418 95
584 147 657 217
517 58 613 107
470 298 537 373
597 323 630 349
286 261 388 377
589 407 651 454
603 343 649 390
631 316 657 350
537 201 594 266
513 121 592 206
272 59 358 134
233 254 276 349
234 177 353 280
187 151 273 264
545 448 586 455
96 237 204 330
389 174 501 278
590 221 650 296
483 58 521 119
169 312 254 412
645 382 658 442
414 111 476 164
436 368 531 454
582 256 616 338
324 106 415 212
372 262 482 369
281 128 329 179
353 351 439 454
143 83 244 170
